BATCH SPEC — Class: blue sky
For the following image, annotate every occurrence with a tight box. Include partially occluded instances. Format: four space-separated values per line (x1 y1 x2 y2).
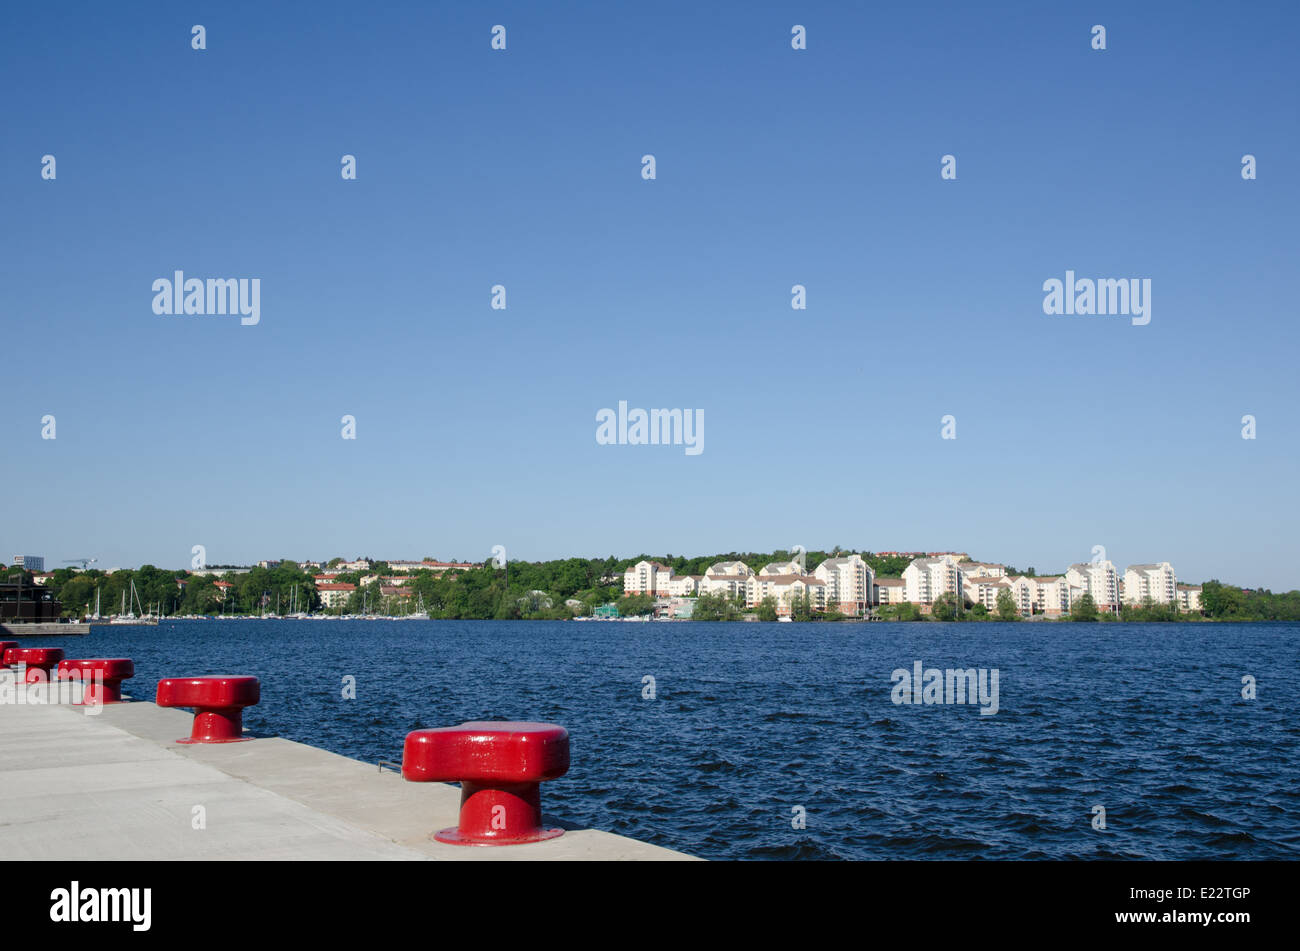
2 1 1297 589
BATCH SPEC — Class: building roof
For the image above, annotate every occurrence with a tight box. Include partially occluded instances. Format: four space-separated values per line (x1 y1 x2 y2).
707 561 752 576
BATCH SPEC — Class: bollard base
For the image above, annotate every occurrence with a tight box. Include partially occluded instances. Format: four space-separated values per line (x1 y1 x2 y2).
432 826 565 846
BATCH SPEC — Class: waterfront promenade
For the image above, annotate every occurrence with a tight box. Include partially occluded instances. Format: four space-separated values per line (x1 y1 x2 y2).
0 694 693 861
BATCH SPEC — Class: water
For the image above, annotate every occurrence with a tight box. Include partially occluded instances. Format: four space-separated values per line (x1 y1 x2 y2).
53 619 1300 860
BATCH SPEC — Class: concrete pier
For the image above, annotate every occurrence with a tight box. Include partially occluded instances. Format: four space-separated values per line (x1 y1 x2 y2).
0 623 89 637
0 694 694 861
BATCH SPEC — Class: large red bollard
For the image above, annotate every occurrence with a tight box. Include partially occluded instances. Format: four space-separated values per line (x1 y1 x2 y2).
5 647 65 684
155 676 260 743
402 721 570 845
57 658 135 704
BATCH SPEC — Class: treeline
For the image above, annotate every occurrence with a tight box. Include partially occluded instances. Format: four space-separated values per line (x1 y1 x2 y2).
3 563 323 617
1198 581 1300 621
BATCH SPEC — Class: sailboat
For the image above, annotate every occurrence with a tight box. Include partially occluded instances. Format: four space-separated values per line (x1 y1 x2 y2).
409 592 429 620
110 586 134 624
110 580 158 625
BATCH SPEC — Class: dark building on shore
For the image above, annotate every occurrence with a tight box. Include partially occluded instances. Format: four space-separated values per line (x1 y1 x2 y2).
0 582 63 621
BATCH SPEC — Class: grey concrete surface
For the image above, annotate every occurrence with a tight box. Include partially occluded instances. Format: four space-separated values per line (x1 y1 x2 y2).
0 694 695 861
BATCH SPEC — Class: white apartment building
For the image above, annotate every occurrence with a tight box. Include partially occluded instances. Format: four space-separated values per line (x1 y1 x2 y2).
623 560 675 596
698 561 755 598
1176 584 1202 612
814 554 874 616
1033 576 1071 616
317 583 356 609
745 570 826 615
1009 575 1071 616
958 561 1007 583
1065 561 1121 612
873 578 906 605
1123 562 1177 605
667 574 702 597
902 554 964 605
965 577 1012 611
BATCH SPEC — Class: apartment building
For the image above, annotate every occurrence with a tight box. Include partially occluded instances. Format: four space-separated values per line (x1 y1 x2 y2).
623 560 675 596
667 574 702 597
388 560 477 574
873 578 906 605
745 569 826 616
902 554 964 605
1176 584 1202 612
814 554 874 616
698 561 755 598
965 577 1013 611
958 561 1007 583
1065 561 1121 612
1009 575 1070 616
317 582 356 609
1123 562 1178 605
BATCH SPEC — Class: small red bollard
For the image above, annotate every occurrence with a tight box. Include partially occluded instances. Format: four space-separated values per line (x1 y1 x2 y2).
57 658 135 704
402 721 570 845
5 647 65 684
155 676 260 743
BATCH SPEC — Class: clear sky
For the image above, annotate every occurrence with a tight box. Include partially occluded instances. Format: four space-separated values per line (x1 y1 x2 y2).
2 1 1297 589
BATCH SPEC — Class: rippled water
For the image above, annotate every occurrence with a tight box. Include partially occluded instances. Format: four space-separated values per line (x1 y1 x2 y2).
51 619 1300 860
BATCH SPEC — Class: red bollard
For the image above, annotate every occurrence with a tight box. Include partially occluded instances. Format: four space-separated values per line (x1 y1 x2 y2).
57 658 135 704
155 676 260 743
402 721 570 845
5 647 65 684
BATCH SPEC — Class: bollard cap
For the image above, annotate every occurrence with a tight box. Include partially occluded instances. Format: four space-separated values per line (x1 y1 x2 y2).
5 647 65 666
58 658 135 681
402 722 569 784
156 676 260 709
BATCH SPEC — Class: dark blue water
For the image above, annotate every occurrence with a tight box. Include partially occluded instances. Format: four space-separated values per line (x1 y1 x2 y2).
51 619 1300 860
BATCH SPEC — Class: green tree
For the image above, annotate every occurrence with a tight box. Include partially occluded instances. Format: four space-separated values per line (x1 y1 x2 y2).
995 590 1020 621
931 592 958 621
616 593 655 617
756 596 778 622
692 591 740 621
1071 592 1099 621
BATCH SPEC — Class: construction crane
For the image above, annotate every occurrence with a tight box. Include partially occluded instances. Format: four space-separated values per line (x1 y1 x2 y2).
64 558 98 570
